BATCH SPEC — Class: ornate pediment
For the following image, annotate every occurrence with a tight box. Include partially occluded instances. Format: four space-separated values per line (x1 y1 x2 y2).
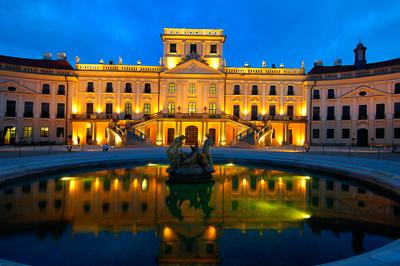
340 85 388 98
163 59 221 75
0 80 37 94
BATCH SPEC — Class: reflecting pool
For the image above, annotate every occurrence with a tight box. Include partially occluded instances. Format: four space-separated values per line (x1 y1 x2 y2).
0 164 399 266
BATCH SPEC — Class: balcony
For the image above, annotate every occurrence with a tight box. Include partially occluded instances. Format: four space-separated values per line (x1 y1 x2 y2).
375 114 386 119
327 115 335 121
358 114 368 120
394 113 400 119
5 111 16 117
341 115 351 120
71 113 119 120
312 115 320 121
56 113 65 119
40 113 50 118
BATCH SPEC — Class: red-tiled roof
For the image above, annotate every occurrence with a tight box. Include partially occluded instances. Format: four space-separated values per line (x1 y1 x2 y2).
0 55 73 70
308 58 400 74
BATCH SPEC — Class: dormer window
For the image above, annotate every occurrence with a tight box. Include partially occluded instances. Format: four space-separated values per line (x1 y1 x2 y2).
170 43 177 53
210 44 217 54
190 44 197 54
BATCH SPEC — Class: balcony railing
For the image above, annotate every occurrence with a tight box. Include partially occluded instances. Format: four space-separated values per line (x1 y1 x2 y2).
312 115 320 121
40 113 50 118
358 114 368 120
375 114 386 119
56 113 65 119
24 112 34 118
341 115 351 120
394 113 400 119
327 116 335 121
71 113 119 120
5 112 16 117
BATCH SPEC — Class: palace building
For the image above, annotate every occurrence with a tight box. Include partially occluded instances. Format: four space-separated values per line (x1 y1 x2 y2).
0 28 399 147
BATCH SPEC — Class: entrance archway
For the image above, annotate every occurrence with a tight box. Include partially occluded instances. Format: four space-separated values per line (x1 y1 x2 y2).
185 126 198 145
357 128 368 146
3 126 16 145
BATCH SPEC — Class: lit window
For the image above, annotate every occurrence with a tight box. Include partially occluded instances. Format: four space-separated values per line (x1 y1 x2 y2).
23 127 32 139
209 102 217 115
168 83 175 93
141 178 148 191
209 83 217 94
40 127 49 137
144 103 151 116
168 102 175 116
188 83 196 94
188 102 196 114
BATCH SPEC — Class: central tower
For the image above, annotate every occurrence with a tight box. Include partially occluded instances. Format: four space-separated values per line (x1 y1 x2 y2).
161 28 226 70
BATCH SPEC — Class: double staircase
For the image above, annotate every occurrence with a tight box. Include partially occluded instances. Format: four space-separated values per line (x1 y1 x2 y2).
107 121 150 147
231 122 273 148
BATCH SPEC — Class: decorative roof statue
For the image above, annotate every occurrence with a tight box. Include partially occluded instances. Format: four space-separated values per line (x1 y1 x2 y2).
301 60 305 69
99 58 104 64
137 59 142 65
262 60 267 68
118 56 123 65
75 56 80 64
280 63 285 68
166 133 215 179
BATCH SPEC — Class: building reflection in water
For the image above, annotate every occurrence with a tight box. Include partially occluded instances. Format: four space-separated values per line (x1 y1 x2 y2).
0 164 400 265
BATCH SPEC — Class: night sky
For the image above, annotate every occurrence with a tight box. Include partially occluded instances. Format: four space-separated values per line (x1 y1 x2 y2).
1 0 399 70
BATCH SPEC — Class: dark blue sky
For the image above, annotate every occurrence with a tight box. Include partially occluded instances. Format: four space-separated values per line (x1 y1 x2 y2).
1 0 399 70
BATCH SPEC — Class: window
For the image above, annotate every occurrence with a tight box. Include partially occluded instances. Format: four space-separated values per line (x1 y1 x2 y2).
327 129 334 139
327 106 335 120
209 83 217 94
287 85 294 95
342 106 350 120
6 100 16 117
144 103 151 116
287 105 294 117
106 82 113 93
233 84 240 95
209 102 217 116
232 176 239 191
327 89 335 99
41 102 50 118
313 89 320 99
341 183 349 192
87 82 94 92
342 128 350 139
188 102 196 114
312 178 319 190
394 128 400 138
375 104 385 119
233 105 240 118
23 101 33 117
376 128 385 139
269 85 276 95
56 103 65 118
56 127 64 138
251 105 258 120
23 127 32 139
57 85 65 95
168 83 175 93
210 44 217 54
312 129 320 139
167 102 175 116
125 103 132 119
105 103 113 115
86 103 93 115
42 84 50 94
359 91 367 96
394 102 400 118
190 44 197 54
326 180 334 191
169 43 177 53
188 83 196 94
358 105 368 120
395 83 400 94
144 83 151 93
251 85 258 95
269 105 276 117
312 106 320 120
40 127 49 137
125 83 132 93
7 86 16 91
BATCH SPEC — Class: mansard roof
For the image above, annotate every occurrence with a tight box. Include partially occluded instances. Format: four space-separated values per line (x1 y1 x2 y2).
0 55 73 70
308 58 400 75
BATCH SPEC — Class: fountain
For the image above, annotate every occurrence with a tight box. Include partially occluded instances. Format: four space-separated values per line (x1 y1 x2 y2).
166 133 215 180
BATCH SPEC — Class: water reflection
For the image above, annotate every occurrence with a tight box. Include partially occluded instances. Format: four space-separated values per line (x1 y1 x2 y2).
0 164 399 265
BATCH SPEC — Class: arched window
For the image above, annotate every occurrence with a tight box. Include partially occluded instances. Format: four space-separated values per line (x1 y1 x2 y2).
269 85 276 95
327 89 335 99
87 82 94 92
287 85 294 95
233 84 240 95
209 83 217 94
251 85 258 95
209 102 217 116
42 84 50 94
168 102 175 116
395 83 400 94
106 82 113 93
168 83 175 93
144 103 151 116
125 83 132 93
144 83 151 93
188 83 196 94
188 102 196 114
313 89 320 99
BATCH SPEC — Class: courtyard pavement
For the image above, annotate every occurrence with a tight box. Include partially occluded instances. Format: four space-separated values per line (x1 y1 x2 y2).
0 145 399 266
